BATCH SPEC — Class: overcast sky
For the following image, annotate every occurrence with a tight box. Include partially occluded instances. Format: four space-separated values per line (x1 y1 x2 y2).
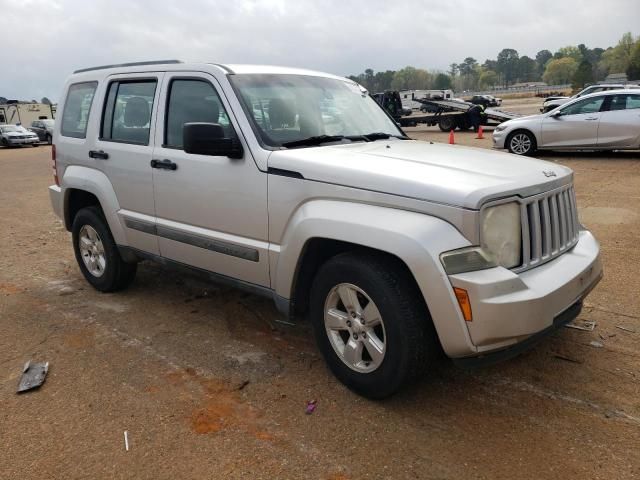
1 0 638 102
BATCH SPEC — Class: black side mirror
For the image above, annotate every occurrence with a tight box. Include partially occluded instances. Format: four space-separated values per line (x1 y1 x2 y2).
183 123 243 159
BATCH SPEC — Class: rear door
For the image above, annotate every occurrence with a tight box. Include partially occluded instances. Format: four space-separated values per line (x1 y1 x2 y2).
151 72 269 287
597 94 640 148
540 95 605 148
93 72 164 254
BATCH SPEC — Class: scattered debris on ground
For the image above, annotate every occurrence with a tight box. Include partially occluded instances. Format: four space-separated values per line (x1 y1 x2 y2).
615 325 636 333
565 319 596 331
17 360 49 393
305 400 317 415
589 341 604 349
553 354 582 364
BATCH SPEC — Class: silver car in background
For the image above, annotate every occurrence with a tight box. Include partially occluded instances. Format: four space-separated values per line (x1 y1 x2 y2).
0 124 40 147
493 89 640 155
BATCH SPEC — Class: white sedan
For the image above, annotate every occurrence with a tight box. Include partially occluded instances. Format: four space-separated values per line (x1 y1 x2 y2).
0 124 40 147
493 89 640 155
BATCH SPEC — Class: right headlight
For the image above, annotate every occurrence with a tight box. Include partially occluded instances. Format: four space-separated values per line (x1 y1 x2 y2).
481 202 521 269
440 202 522 275
494 124 507 133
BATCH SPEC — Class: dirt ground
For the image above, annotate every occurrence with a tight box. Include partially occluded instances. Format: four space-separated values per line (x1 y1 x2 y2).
1 97 639 479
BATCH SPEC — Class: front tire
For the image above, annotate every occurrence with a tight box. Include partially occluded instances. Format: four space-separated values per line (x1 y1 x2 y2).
310 252 436 399
507 130 537 156
46 134 52 145
72 206 137 292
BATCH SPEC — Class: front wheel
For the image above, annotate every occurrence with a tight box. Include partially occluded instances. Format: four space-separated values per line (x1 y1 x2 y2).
46 134 52 145
507 130 537 156
310 252 436 398
72 206 137 292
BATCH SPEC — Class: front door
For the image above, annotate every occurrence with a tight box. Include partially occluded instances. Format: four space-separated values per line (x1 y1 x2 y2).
541 95 605 148
151 72 270 287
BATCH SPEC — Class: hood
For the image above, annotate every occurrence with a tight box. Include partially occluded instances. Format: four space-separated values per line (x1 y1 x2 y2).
268 140 572 209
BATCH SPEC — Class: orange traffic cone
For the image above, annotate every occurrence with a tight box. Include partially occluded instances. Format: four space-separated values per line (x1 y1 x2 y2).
476 125 484 139
449 129 455 144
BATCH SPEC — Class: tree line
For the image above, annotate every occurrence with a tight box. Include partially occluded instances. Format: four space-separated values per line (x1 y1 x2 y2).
348 32 640 93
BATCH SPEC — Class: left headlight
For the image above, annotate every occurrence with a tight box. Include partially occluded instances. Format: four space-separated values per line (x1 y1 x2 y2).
481 202 521 269
494 124 507 133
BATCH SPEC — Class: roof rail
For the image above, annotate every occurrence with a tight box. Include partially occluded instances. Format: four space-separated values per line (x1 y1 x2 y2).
73 60 182 74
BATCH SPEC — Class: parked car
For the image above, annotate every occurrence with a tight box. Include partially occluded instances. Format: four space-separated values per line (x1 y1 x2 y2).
49 61 602 398
0 124 40 147
29 119 55 144
541 84 640 112
493 89 640 155
470 95 502 107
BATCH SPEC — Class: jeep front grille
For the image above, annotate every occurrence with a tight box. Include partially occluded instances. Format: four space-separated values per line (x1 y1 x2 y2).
515 184 580 272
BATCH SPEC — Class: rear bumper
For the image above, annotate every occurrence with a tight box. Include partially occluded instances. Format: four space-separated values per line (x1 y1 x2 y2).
49 185 63 221
448 229 602 357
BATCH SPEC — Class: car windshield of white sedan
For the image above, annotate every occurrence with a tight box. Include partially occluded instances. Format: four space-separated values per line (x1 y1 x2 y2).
1 125 22 133
230 74 404 148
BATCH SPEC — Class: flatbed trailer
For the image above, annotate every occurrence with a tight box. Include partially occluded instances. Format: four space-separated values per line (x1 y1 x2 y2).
411 98 521 131
397 110 464 128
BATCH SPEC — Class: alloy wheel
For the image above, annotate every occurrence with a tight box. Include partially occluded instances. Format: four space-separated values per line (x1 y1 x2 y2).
510 133 532 155
323 283 387 373
78 225 106 277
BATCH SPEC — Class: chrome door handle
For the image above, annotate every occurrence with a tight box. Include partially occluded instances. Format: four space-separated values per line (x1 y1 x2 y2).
585 117 598 121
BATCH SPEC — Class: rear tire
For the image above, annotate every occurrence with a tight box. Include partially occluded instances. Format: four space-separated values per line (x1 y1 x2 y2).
507 130 537 156
438 116 456 132
72 206 137 292
309 252 436 399
46 134 52 145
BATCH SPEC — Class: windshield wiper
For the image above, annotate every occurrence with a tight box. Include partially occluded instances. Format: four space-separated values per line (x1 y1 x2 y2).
282 135 367 148
362 132 410 141
281 132 408 149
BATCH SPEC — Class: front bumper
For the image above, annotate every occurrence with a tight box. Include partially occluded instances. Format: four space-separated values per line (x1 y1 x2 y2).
492 129 507 149
448 229 602 357
6 137 39 145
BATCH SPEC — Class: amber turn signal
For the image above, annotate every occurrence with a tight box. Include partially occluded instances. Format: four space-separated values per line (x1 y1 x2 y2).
453 287 473 322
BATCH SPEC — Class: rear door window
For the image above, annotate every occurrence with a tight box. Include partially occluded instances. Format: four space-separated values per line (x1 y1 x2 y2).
101 80 157 145
61 82 98 138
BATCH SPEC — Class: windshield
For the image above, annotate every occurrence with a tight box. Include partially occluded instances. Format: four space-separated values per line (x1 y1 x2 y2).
229 74 404 148
1 125 22 133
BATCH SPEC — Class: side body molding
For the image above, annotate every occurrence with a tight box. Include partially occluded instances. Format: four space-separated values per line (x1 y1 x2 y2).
61 165 126 244
270 200 477 357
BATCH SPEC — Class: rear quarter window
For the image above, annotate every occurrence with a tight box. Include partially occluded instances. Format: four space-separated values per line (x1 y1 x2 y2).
61 82 98 138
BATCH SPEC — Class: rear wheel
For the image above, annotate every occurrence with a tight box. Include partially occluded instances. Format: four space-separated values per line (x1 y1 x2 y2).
438 116 456 132
310 252 436 398
46 134 52 145
507 130 537 155
72 206 137 292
